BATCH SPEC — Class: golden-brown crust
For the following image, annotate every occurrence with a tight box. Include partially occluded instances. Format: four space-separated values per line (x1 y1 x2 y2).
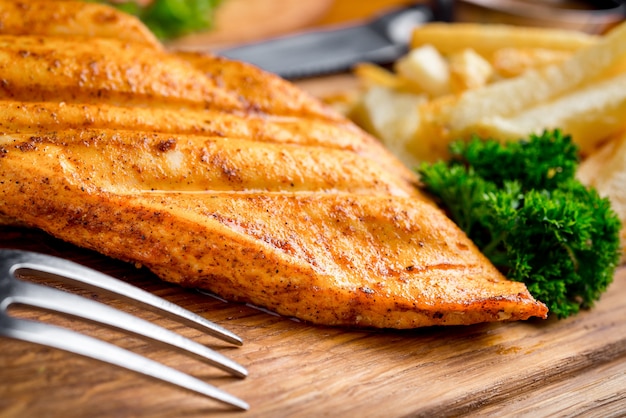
0 0 160 47
0 153 547 326
0 0 548 327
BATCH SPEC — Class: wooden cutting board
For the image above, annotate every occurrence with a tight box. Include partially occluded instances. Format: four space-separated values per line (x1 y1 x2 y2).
1 226 625 417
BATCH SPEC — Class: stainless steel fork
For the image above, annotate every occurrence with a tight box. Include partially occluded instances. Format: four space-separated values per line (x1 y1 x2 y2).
0 249 249 411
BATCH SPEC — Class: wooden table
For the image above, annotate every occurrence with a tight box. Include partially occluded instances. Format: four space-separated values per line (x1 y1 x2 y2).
2 1 626 416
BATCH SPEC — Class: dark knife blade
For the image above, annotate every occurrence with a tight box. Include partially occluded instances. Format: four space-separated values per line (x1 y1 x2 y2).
217 4 434 80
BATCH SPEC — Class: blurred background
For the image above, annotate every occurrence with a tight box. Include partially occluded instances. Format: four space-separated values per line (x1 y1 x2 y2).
166 0 625 51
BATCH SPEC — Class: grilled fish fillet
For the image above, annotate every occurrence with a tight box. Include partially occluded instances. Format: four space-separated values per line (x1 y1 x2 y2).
0 1 548 327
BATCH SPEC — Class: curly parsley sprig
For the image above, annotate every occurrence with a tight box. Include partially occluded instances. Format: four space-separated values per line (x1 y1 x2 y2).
418 130 622 318
88 0 222 40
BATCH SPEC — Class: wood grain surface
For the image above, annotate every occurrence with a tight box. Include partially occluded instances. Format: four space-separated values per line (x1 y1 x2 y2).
1 225 625 417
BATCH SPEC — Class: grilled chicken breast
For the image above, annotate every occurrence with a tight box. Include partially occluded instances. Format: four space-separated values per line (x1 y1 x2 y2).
0 0 547 327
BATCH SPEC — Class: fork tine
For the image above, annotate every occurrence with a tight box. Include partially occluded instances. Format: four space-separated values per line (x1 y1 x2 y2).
5 249 243 346
0 314 249 411
7 278 247 377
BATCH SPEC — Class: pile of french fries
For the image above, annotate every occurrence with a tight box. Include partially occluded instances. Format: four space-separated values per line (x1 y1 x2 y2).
341 22 626 261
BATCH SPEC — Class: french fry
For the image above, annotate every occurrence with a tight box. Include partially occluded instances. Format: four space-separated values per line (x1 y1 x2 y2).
473 72 626 156
410 23 598 59
577 129 626 262
394 45 450 97
348 85 425 168
353 62 402 89
414 19 626 161
448 48 494 93
491 47 572 78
